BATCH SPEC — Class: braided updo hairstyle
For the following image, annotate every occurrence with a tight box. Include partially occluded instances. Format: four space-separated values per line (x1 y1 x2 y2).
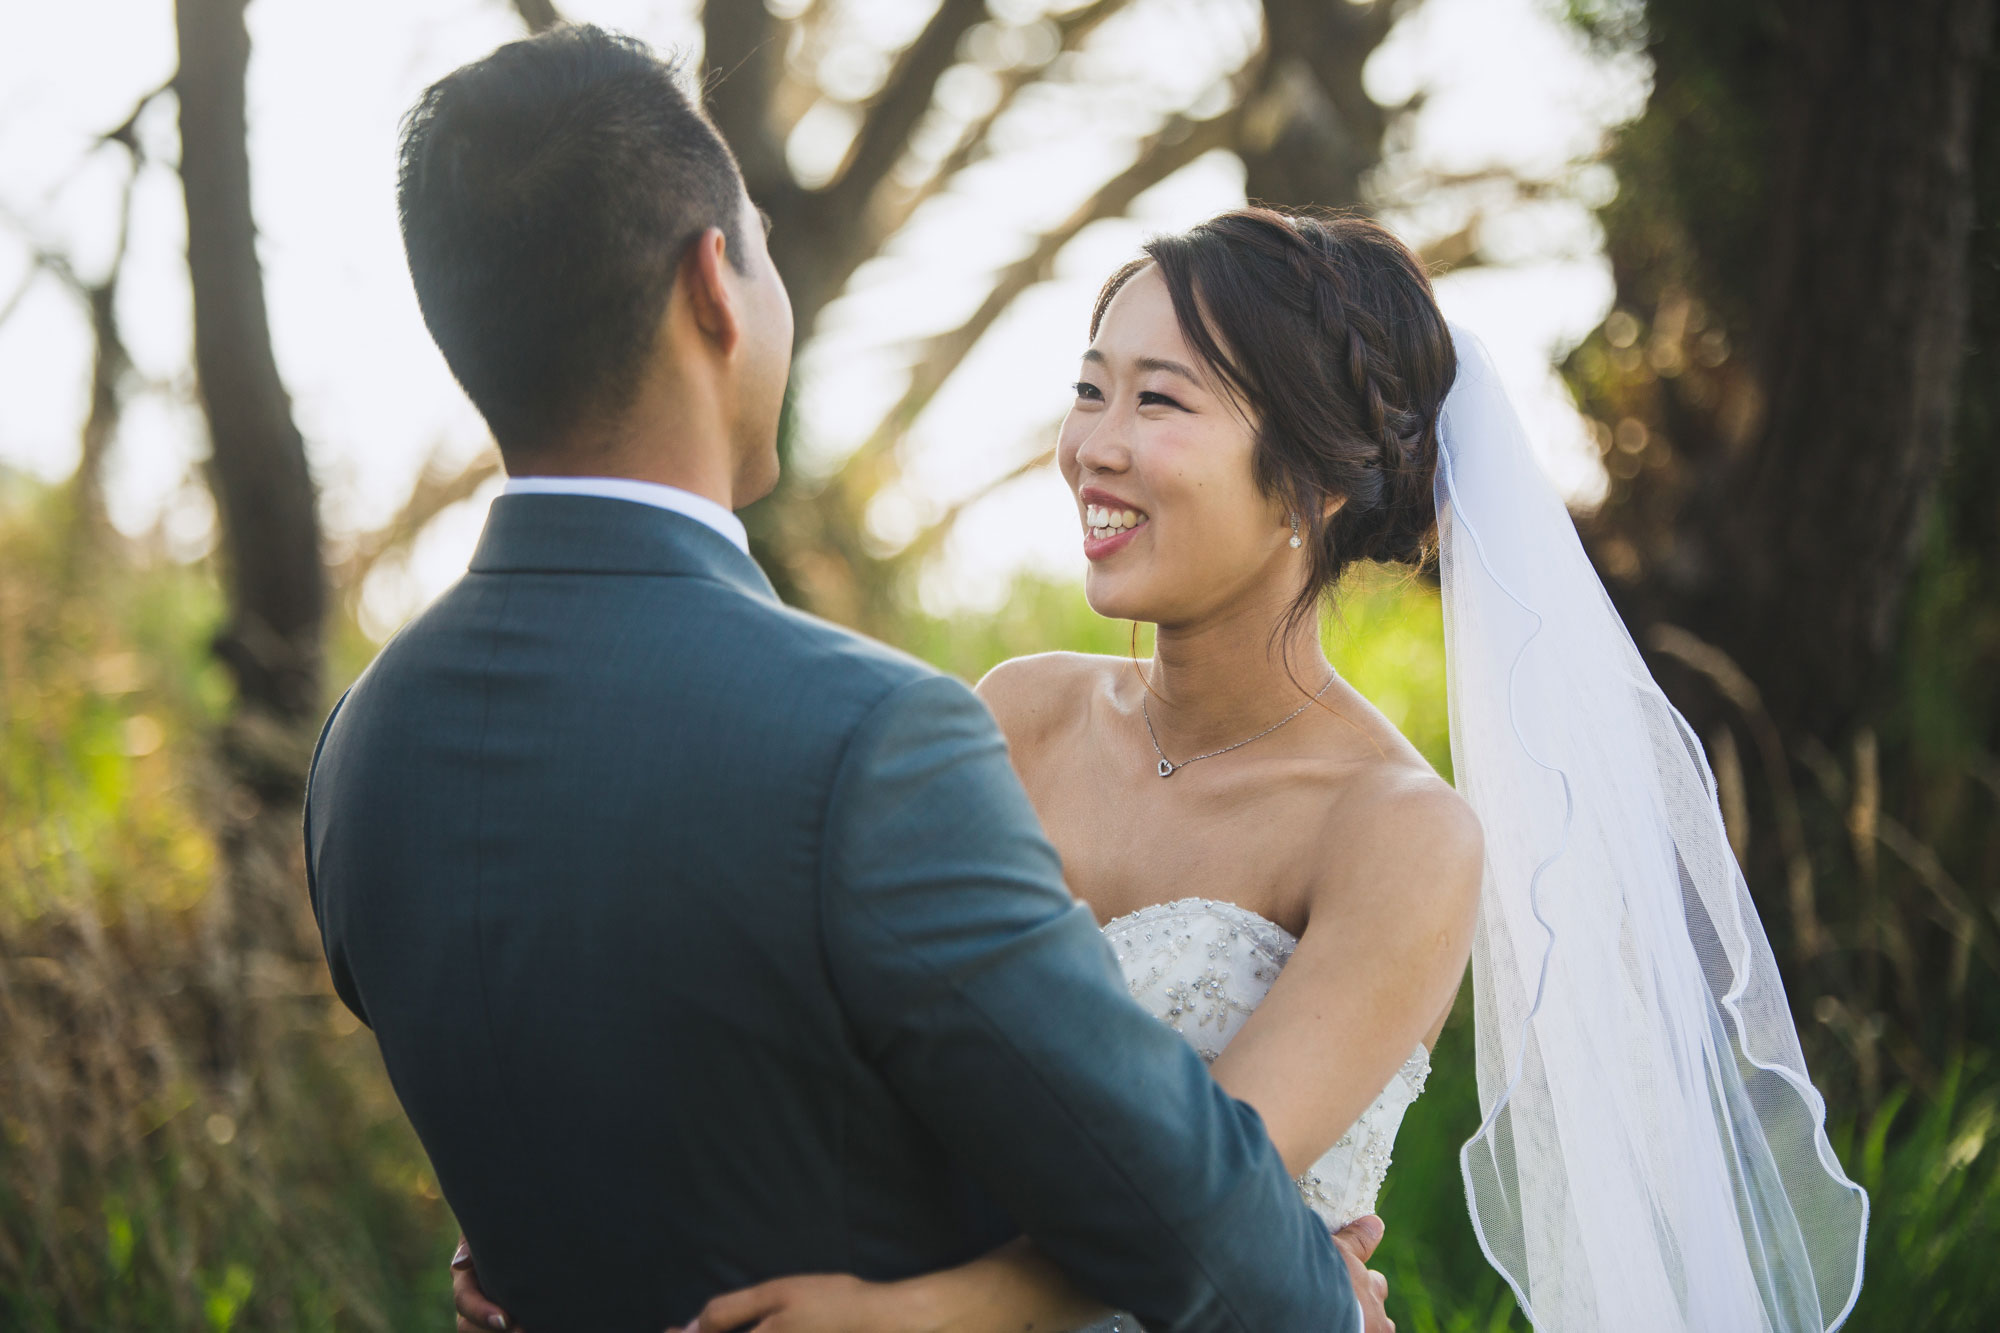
1091 208 1456 638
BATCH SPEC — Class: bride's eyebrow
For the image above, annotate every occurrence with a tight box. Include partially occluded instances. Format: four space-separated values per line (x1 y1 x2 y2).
1080 349 1203 385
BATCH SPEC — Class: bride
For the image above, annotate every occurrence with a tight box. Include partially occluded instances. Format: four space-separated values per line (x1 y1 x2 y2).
458 206 1867 1333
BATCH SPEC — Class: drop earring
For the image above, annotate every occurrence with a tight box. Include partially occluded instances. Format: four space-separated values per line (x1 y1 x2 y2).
1289 514 1302 549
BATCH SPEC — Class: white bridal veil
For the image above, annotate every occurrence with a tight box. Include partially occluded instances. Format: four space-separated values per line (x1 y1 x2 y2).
1435 327 1869 1331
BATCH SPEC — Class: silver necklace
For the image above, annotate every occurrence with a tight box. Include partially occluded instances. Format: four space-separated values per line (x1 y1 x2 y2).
1141 671 1338 778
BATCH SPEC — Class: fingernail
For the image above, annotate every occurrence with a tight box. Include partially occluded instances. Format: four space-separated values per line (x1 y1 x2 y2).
451 1241 474 1270
489 1316 508 1330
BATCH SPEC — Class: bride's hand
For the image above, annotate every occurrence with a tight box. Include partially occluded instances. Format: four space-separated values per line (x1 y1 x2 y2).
451 1235 517 1332
667 1273 927 1333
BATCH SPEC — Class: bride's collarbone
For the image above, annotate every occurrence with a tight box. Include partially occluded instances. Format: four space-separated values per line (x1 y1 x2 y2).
1058 819 1316 939
1031 772 1328 933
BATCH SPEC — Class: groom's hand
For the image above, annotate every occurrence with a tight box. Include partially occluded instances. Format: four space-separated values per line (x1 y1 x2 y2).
1331 1214 1393 1333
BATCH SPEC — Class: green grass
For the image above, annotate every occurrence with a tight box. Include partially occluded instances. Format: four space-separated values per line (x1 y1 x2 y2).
0 483 458 1331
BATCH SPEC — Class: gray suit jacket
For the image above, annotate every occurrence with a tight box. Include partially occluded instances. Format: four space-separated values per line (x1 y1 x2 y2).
305 493 1354 1333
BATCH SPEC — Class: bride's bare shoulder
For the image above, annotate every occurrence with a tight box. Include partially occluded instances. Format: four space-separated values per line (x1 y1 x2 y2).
1319 754 1484 918
974 652 1121 746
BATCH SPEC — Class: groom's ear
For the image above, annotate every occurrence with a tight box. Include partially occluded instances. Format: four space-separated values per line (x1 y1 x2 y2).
680 226 742 357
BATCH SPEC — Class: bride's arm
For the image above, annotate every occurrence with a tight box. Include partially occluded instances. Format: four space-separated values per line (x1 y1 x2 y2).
1212 776 1483 1175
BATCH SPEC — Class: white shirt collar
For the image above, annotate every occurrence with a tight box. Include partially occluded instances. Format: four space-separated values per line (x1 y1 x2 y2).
502 475 750 556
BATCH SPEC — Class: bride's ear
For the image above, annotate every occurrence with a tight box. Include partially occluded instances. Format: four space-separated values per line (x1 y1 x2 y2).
679 226 742 356
1321 494 1347 522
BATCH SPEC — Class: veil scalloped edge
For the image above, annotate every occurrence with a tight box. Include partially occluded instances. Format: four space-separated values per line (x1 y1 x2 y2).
1436 326 1868 1333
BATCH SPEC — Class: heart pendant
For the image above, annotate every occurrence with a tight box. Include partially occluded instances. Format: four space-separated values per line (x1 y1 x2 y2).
1158 759 1175 778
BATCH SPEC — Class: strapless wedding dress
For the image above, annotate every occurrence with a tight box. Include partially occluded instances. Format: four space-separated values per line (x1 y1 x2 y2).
1081 898 1432 1333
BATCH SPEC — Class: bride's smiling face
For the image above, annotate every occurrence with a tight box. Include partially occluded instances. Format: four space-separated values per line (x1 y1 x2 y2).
1058 264 1296 626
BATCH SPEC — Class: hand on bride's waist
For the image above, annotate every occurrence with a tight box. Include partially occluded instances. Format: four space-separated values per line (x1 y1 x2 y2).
452 1214 1396 1333
449 1235 945 1333
668 1273 946 1333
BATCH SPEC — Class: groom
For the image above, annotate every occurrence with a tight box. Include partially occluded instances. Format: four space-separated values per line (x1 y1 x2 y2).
307 25 1381 1333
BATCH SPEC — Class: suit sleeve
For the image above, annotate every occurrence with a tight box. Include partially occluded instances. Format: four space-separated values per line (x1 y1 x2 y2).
819 674 1357 1333
303 688 369 1027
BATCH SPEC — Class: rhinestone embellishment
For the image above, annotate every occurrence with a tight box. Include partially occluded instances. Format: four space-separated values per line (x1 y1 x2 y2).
1097 897 1431 1233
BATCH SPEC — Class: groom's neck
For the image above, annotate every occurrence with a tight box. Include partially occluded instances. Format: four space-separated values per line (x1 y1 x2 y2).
508 438 737 511
510 380 740 512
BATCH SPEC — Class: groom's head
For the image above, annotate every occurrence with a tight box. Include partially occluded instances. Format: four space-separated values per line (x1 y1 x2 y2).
397 25 791 502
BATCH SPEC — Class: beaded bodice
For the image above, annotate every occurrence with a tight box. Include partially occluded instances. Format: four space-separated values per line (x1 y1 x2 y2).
1102 897 1430 1231
1080 898 1430 1333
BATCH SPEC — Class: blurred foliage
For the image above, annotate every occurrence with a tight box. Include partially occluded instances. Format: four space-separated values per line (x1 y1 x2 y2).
907 565 1453 776
1561 0 2000 1121
1840 1057 2000 1332
1376 1013 2000 1333
1371 997 1527 1333
1554 1 2000 1323
6 462 2000 1326
0 475 458 1331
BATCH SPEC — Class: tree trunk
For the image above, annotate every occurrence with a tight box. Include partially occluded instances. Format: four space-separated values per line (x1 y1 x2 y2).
176 0 329 1082
1587 0 1993 745
1240 0 1395 209
177 0 325 729
1728 0 1990 736
1567 0 1998 1095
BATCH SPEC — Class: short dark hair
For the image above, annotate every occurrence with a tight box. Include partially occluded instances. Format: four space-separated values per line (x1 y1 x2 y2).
397 24 747 455
1092 209 1457 636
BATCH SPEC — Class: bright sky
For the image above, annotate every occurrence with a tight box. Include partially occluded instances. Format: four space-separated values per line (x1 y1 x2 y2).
0 0 1647 636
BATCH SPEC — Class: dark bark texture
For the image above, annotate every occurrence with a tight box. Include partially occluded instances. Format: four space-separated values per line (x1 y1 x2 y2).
1581 0 1994 744
177 0 325 727
176 0 331 1063
1566 0 2000 1096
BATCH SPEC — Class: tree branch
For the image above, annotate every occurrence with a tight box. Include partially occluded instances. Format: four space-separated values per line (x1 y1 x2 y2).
0 262 40 331
818 0 990 222
0 121 147 555
1647 623 1826 962
898 440 1057 566
1873 812 2000 975
1417 219 1483 274
870 0 1135 247
1373 165 1565 203
509 0 562 34
766 0 838 142
98 77 177 153
338 447 501 593
702 0 796 202
0 213 80 295
826 100 1250 499
71 164 142 552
